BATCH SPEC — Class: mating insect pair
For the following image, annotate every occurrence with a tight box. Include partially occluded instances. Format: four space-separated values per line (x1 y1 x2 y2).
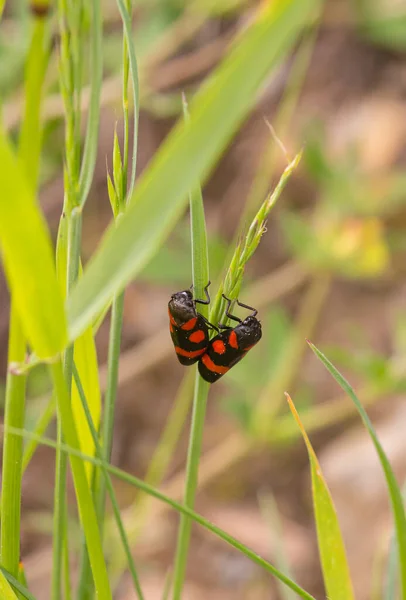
168 283 262 383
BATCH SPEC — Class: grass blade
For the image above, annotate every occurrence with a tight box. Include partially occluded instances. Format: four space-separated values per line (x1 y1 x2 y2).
116 0 139 199
72 326 101 483
285 393 354 600
3 425 316 600
67 0 320 341
0 130 67 359
0 566 37 600
308 341 406 599
49 360 112 600
0 568 19 600
171 94 211 599
78 0 102 206
72 364 144 599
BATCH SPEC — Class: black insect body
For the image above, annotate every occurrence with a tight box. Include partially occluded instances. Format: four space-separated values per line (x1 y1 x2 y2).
198 295 262 383
168 283 215 365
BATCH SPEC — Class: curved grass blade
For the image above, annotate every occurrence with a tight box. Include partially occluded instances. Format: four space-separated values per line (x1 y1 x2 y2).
4 424 316 600
0 568 18 600
0 566 36 600
285 393 354 600
308 341 406 599
67 0 320 342
0 130 67 359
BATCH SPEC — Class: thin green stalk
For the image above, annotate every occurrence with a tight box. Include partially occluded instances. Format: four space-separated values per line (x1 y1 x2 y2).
2 424 316 600
78 2 137 595
49 359 112 600
107 370 195 581
78 0 102 206
77 296 125 600
172 373 210 599
121 0 131 201
95 290 125 525
171 96 211 599
116 0 139 200
73 364 144 599
52 209 82 600
0 308 27 578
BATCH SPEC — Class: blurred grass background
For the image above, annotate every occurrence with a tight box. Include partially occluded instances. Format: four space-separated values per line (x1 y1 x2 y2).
2 0 406 598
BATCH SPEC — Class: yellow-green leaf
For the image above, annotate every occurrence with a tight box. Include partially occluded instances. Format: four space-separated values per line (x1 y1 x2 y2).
0 569 18 600
0 129 68 359
285 393 355 600
72 325 101 483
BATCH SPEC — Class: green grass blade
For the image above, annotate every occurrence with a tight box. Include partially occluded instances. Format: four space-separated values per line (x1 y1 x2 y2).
17 16 48 190
1 8 50 581
0 566 37 600
182 93 209 302
72 364 144 599
0 310 27 579
67 0 320 341
308 341 406 599
0 130 68 359
78 0 102 206
172 95 211 598
3 425 316 600
116 0 139 199
49 360 112 600
286 393 354 600
0 568 19 600
72 325 101 483
172 373 210 599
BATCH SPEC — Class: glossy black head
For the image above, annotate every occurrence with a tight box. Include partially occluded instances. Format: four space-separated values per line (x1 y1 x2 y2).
235 316 262 350
168 290 196 326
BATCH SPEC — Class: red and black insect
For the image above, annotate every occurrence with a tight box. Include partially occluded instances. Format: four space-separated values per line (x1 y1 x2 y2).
198 294 262 383
168 282 217 365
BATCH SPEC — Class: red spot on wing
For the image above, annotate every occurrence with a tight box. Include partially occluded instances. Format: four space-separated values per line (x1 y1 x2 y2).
201 354 229 374
175 346 205 359
189 330 206 343
170 322 174 333
181 317 197 331
228 330 238 349
212 339 226 354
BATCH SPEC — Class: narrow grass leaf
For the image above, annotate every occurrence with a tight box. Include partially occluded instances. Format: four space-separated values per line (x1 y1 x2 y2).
49 361 112 600
172 96 211 598
78 0 102 206
0 568 18 600
72 326 101 483
72 364 144 599
3 425 317 600
285 393 354 600
0 130 67 358
182 93 209 303
0 566 36 600
67 0 320 341
308 342 406 599
116 0 139 199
